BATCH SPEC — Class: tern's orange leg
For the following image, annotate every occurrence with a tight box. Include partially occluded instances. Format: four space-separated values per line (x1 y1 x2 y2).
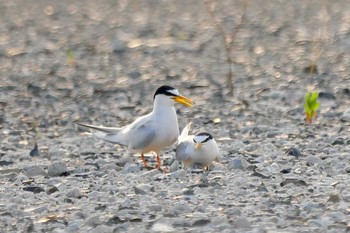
156 154 161 170
141 153 148 168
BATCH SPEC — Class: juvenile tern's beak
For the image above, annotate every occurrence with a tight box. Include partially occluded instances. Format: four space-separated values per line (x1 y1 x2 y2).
195 142 202 150
173 95 193 107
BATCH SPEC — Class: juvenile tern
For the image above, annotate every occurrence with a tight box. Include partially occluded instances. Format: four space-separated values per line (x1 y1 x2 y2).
176 122 220 171
75 85 193 170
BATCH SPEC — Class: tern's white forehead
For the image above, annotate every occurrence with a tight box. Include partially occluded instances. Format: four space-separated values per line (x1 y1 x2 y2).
167 89 180 96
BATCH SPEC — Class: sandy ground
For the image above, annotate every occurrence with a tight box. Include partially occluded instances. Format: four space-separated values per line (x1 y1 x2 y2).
1 0 350 232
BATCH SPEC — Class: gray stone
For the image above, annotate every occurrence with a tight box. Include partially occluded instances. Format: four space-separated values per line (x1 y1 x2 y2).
170 169 186 179
100 163 122 172
345 166 350 173
305 156 322 165
148 204 162 212
48 161 67 177
151 222 175 232
66 188 82 198
235 216 251 229
169 159 180 173
134 184 154 195
228 158 249 170
90 225 115 233
172 201 192 213
23 165 47 177
66 220 82 232
227 208 242 216
122 163 140 173
341 110 350 122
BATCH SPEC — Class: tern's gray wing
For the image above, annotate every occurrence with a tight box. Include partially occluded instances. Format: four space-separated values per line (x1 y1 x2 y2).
175 141 193 161
129 124 157 150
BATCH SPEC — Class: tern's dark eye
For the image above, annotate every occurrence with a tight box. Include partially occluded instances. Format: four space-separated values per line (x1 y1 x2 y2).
193 138 197 143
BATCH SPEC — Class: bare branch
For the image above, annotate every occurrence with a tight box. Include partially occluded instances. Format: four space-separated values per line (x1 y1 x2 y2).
204 0 249 96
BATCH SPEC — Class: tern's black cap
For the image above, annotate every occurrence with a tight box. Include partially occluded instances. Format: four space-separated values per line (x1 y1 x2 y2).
153 85 177 100
193 132 213 143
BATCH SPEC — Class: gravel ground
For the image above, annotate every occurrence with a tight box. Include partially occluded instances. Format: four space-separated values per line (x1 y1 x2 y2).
1 1 350 232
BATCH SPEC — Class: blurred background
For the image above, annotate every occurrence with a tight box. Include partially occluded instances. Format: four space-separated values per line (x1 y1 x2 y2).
0 0 349 149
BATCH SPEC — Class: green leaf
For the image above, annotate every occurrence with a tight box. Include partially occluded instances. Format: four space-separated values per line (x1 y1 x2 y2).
304 91 320 124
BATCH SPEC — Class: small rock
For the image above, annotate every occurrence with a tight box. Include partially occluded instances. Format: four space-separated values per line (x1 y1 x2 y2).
151 222 175 232
23 165 47 177
170 169 186 179
66 188 82 198
90 225 114 233
0 160 14 166
172 201 192 213
169 159 179 173
305 156 322 165
48 161 67 177
182 188 194 195
286 147 302 157
341 110 350 122
280 168 291 174
235 216 251 229
100 163 122 172
332 139 344 145
23 186 45 193
66 220 82 232
345 166 350 173
327 194 341 203
228 158 249 170
318 91 336 100
280 178 307 187
122 163 140 173
29 143 40 157
192 219 210 227
128 71 142 79
110 39 127 54
212 216 228 225
148 204 162 212
226 208 242 216
134 184 154 195
120 198 132 208
46 185 59 195
86 215 102 226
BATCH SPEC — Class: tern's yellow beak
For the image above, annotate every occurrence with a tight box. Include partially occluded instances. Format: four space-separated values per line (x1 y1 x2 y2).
173 95 194 107
195 142 202 150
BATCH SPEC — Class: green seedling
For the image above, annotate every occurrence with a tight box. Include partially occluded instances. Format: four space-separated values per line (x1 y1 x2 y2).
67 48 76 66
304 92 320 124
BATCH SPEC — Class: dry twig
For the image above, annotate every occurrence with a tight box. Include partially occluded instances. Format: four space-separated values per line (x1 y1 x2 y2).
204 0 249 96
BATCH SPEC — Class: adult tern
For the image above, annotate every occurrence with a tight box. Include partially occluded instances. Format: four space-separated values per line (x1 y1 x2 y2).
75 85 193 170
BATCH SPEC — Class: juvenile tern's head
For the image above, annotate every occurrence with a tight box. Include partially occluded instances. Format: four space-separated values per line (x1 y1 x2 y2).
153 85 193 107
193 132 213 150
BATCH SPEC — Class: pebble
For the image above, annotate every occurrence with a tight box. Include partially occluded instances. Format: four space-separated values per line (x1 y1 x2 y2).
23 165 47 177
235 216 251 229
134 184 154 195
170 169 186 179
151 222 175 232
344 166 350 173
169 159 180 172
171 201 192 213
286 147 302 157
228 158 249 170
341 110 350 122
90 225 115 233
66 188 82 198
122 163 140 173
48 161 67 177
